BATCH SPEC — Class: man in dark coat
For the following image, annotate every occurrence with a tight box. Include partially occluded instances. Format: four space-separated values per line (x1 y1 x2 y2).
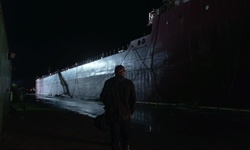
100 65 136 150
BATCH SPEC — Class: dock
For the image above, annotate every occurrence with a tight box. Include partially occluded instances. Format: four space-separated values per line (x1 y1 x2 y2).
1 94 250 150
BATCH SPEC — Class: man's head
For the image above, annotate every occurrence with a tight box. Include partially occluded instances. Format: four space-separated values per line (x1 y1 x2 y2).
115 65 126 77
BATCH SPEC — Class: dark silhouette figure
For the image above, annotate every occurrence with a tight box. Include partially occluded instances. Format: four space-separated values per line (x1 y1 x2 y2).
100 65 136 150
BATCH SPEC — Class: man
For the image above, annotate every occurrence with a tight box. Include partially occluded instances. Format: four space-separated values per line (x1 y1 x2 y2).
100 65 136 150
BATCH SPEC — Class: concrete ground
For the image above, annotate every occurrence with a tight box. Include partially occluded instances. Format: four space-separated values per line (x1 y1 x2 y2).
1 95 250 150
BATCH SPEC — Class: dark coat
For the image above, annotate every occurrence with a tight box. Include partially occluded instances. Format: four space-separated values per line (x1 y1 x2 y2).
100 76 136 120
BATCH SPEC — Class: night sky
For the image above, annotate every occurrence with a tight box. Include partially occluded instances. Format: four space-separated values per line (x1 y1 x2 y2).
1 0 162 88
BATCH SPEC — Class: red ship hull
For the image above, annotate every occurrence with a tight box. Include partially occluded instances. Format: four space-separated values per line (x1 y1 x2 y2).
36 0 250 110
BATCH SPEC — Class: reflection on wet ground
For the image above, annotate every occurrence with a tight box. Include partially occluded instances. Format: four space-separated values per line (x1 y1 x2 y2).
4 94 250 150
32 95 250 149
36 95 104 118
36 94 250 135
0 94 244 150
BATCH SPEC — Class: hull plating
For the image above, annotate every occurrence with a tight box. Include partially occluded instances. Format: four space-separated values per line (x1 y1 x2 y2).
36 0 250 109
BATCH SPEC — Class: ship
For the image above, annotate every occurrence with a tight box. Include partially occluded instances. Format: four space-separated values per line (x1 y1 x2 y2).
36 0 250 110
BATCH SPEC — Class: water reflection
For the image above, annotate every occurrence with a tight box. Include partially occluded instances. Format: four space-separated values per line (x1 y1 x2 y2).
36 95 104 118
36 95 156 131
35 95 250 134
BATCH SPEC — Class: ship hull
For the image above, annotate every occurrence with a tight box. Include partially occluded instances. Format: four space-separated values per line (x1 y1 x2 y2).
36 0 250 109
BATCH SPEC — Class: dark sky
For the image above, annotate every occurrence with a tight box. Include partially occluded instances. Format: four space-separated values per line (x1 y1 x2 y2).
1 0 162 88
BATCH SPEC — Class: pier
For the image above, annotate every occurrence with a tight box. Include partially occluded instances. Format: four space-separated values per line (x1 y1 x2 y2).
1 94 250 149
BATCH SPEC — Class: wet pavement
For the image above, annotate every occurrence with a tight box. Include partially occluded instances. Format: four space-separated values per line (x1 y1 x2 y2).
35 95 105 118
1 94 250 150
